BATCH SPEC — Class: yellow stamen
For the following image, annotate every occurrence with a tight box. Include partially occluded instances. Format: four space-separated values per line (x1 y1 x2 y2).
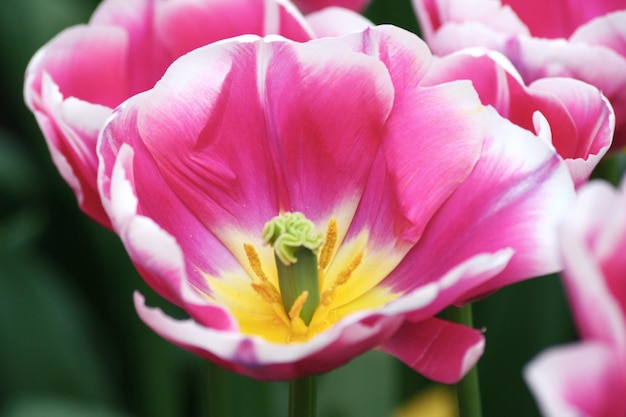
335 251 363 286
204 226 400 344
244 243 268 281
251 282 281 304
288 291 310 320
319 218 338 271
310 251 364 328
251 282 292 328
290 316 309 336
321 288 334 306
246 243 292 328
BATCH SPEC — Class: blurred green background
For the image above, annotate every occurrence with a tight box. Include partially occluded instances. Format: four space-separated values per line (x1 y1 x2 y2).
0 0 581 416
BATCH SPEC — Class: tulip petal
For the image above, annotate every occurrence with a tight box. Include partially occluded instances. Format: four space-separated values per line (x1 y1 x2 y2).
135 290 406 380
559 180 626 351
156 0 313 58
423 49 613 186
529 77 613 185
135 35 394 247
571 11 626 57
414 0 626 149
379 317 484 384
293 0 370 14
305 7 373 37
261 37 393 222
525 342 626 417
500 0 624 39
384 108 573 299
25 26 130 109
413 0 529 41
388 250 513 322
99 101 244 302
340 26 487 244
27 76 114 226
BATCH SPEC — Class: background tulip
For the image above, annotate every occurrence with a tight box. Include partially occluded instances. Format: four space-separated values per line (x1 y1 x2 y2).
23 0 368 227
413 0 626 150
525 175 626 416
293 0 370 13
421 48 614 187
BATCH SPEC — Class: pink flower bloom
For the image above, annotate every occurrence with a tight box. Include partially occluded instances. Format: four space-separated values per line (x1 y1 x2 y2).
525 176 626 416
413 0 626 150
421 48 614 187
24 0 369 227
293 0 370 13
98 26 574 381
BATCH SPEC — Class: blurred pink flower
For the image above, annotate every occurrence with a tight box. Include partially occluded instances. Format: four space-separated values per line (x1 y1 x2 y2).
421 48 614 187
293 0 370 13
24 0 369 227
98 25 574 381
413 0 626 150
525 175 626 416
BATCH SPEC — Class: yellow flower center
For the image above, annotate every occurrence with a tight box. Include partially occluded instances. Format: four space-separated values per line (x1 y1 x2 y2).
204 216 401 344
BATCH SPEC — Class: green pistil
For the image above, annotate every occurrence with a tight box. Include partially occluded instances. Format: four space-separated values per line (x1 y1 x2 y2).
263 212 323 325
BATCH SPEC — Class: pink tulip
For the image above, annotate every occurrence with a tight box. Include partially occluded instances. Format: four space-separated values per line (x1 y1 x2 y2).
292 0 370 13
525 176 626 416
24 0 369 227
98 25 574 381
413 0 626 150
421 48 614 187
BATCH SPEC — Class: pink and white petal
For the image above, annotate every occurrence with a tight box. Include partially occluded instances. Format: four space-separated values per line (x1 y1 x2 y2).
560 180 626 352
25 26 130 109
505 36 626 148
135 291 405 380
89 0 154 27
305 7 373 38
379 317 485 384
422 49 524 114
411 0 441 40
389 108 573 299
29 73 113 226
133 36 280 238
500 0 623 39
341 27 488 244
99 96 244 298
90 0 173 94
385 249 514 320
261 35 394 224
499 0 573 38
347 26 434 100
529 77 613 185
414 2 626 150
525 342 626 417
105 143 184 305
32 110 93 220
571 10 626 56
428 21 511 57
156 0 313 60
412 49 613 186
412 0 528 42
602 177 626 320
135 35 394 251
293 0 370 14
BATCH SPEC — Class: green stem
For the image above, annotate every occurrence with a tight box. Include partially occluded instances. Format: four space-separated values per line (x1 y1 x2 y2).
288 375 317 417
446 304 483 417
207 362 225 417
